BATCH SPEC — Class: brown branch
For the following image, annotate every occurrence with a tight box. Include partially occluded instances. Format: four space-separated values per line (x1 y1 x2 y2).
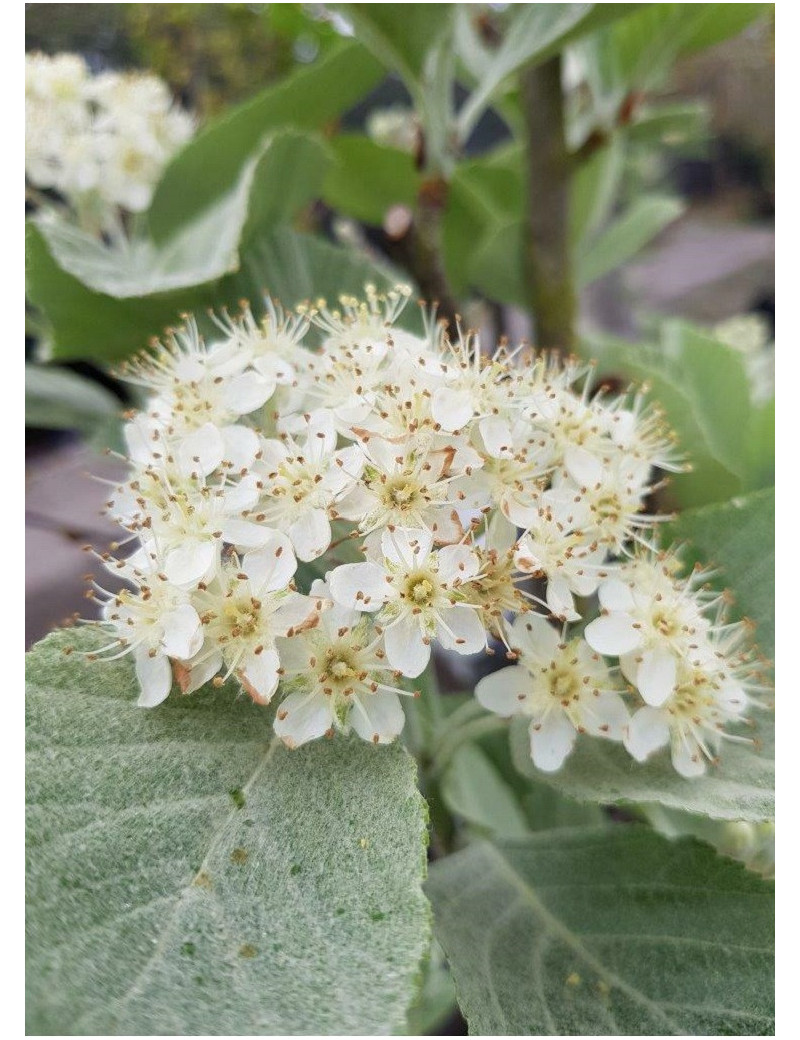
520 54 576 353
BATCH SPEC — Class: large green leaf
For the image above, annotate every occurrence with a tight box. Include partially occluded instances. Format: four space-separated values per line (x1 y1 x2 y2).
427 828 774 1034
577 194 684 286
149 41 383 239
323 134 421 226
26 630 430 1034
510 488 774 822
27 221 407 362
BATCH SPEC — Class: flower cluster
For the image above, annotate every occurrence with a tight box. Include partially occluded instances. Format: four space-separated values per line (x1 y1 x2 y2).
87 285 763 775
25 52 194 234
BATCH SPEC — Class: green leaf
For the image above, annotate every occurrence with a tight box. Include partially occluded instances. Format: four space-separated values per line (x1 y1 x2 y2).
25 363 119 436
570 137 625 248
149 41 383 239
441 743 531 838
456 4 644 139
443 146 523 293
337 5 454 88
323 134 421 226
26 629 430 1034
219 227 418 333
427 827 774 1034
27 220 408 362
510 488 775 823
577 194 684 286
624 101 710 148
744 398 775 492
669 487 774 658
403 941 457 1035
32 131 330 300
578 4 768 117
587 324 753 508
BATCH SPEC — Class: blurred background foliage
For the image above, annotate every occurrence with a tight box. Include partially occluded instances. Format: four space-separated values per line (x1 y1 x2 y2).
26 2 775 508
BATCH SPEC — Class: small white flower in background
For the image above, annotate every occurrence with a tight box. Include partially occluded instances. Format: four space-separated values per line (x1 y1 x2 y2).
25 52 194 234
83 285 766 774
475 615 629 772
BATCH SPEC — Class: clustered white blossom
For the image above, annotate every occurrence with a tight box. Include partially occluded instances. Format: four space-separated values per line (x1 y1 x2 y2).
25 52 194 234
85 285 764 776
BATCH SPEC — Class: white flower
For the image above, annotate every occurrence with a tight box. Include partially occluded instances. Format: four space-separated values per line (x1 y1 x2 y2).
273 581 414 747
585 551 713 706
176 536 320 703
94 565 203 708
476 615 628 772
514 501 608 621
253 412 360 561
624 653 752 778
332 436 469 543
328 528 487 677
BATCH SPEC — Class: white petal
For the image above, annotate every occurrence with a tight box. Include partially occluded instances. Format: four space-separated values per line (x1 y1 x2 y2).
349 690 405 744
222 424 260 470
239 648 281 704
546 577 580 622
381 527 433 568
274 690 333 747
624 706 670 762
274 635 313 674
160 604 203 660
289 509 331 562
222 473 260 513
220 518 273 549
242 533 296 592
328 562 389 612
511 614 560 661
177 422 224 477
584 614 642 656
135 648 172 707
671 739 707 778
181 651 223 695
637 648 677 708
586 691 629 741
529 712 576 772
384 615 429 678
479 416 514 458
223 370 273 415
598 578 636 613
272 592 319 636
164 539 216 587
564 445 604 487
436 604 486 655
436 544 480 585
431 387 474 431
475 666 528 717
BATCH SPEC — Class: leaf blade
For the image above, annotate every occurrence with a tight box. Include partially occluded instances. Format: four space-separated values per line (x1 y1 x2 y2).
427 828 774 1035
27 629 430 1035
